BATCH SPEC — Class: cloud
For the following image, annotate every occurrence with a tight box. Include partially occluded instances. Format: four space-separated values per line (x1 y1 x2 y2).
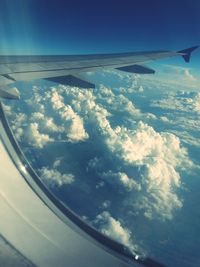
147 64 199 87
85 110 191 219
10 113 27 141
31 112 64 133
95 85 141 118
151 91 200 114
101 200 111 209
104 122 193 219
164 64 196 80
53 158 62 168
25 122 53 148
169 130 200 148
108 94 141 116
101 171 141 192
87 157 105 172
94 211 136 250
39 167 74 187
6 77 195 221
183 69 196 81
50 90 89 142
96 181 105 189
43 84 193 220
192 92 200 113
26 86 45 112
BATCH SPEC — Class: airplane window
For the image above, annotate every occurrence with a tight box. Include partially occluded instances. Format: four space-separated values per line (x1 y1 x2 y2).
2 64 200 267
1 1 200 267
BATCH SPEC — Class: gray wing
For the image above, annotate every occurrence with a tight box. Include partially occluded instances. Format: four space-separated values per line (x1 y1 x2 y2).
0 45 198 99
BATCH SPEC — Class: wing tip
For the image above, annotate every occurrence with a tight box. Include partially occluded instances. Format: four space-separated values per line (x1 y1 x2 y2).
178 45 199 63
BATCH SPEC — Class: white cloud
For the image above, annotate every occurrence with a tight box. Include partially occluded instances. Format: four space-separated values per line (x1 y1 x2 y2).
85 111 191 219
108 94 141 116
50 90 65 110
25 122 52 148
44 84 193 220
94 85 141 117
53 158 62 168
26 86 45 112
31 112 45 120
39 167 74 187
192 92 200 113
151 91 200 114
183 69 196 81
169 130 200 148
145 64 199 87
44 117 64 133
101 200 111 209
94 211 136 250
102 121 193 219
10 113 27 141
160 116 170 122
50 90 89 142
31 112 64 133
7 78 195 221
101 171 141 192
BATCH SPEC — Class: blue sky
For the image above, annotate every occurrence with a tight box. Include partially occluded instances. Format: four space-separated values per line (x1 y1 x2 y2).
0 0 199 69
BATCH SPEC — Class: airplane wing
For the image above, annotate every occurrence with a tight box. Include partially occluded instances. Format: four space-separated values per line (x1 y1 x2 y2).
0 45 199 99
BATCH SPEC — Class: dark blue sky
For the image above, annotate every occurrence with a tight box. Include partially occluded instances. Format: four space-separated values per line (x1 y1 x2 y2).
0 0 199 67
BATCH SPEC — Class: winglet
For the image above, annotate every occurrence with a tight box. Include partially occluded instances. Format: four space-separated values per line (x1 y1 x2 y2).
178 45 199 63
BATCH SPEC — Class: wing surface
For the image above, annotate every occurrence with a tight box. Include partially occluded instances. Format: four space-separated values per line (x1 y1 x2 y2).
0 46 198 99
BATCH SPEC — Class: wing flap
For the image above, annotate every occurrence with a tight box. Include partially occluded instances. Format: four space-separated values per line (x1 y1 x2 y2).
116 64 155 74
0 75 15 86
0 87 20 100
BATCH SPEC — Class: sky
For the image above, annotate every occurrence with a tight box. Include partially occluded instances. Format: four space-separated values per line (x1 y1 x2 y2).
0 0 199 71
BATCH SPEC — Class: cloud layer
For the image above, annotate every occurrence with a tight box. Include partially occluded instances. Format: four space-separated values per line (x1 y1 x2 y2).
4 71 195 223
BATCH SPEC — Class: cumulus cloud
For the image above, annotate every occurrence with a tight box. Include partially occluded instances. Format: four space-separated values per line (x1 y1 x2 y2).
39 167 74 187
95 85 141 117
145 64 199 87
101 171 141 192
165 65 196 82
50 90 89 142
169 130 200 148
6 75 195 221
85 104 192 219
26 85 45 112
102 121 192 219
31 112 64 133
25 122 53 148
10 113 27 141
151 91 200 114
43 84 193 220
94 211 136 250
192 92 200 113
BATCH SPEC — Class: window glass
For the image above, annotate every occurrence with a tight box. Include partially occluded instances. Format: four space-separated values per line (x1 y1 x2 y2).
3 68 200 266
